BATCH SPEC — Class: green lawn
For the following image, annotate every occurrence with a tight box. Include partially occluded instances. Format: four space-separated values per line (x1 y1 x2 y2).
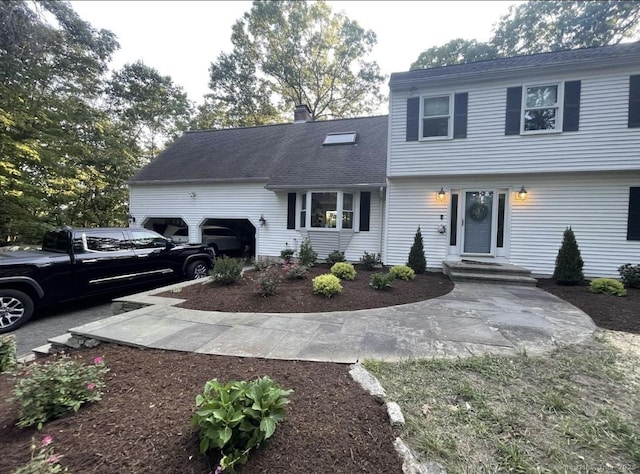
365 331 640 473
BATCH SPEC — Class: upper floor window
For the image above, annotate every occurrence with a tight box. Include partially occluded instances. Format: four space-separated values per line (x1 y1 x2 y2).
523 84 561 133
421 95 452 139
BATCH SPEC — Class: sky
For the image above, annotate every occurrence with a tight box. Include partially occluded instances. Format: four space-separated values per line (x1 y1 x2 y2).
70 1 523 106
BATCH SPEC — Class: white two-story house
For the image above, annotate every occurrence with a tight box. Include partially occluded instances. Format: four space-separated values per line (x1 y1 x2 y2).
384 42 640 278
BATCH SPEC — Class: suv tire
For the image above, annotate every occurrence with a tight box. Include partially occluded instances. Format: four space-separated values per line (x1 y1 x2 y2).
187 260 209 279
0 289 34 334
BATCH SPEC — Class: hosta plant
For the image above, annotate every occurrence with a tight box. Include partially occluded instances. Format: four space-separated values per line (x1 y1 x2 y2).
331 262 356 281
12 355 109 429
390 264 415 281
312 274 343 298
191 376 293 474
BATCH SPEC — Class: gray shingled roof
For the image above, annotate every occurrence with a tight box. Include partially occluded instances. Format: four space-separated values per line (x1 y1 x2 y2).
129 115 388 189
390 41 640 88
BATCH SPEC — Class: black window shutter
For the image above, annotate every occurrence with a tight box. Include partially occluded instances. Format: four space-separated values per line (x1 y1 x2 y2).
627 187 640 240
629 75 640 128
406 97 420 141
449 194 458 246
563 80 581 132
359 192 371 231
505 86 522 135
287 193 296 229
453 92 468 139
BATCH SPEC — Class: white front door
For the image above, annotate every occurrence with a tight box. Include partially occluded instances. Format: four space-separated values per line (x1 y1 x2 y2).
461 190 497 256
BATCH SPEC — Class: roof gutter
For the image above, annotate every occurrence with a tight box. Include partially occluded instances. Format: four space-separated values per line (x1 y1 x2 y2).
264 182 386 191
127 177 270 186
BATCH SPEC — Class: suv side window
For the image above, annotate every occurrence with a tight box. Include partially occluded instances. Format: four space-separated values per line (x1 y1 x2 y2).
130 230 168 249
79 231 129 252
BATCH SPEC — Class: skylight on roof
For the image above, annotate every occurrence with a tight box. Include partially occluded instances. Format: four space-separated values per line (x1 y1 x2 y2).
323 132 357 146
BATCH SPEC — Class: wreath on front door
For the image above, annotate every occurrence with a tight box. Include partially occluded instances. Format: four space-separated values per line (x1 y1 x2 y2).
468 201 489 222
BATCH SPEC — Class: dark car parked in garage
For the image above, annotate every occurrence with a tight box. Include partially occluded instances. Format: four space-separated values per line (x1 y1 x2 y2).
0 227 215 333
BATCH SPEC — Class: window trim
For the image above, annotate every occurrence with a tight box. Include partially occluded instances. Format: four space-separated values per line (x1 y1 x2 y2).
520 82 564 135
419 93 453 141
298 191 359 231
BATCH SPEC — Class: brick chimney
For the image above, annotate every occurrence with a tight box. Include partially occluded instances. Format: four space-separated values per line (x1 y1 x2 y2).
294 104 312 123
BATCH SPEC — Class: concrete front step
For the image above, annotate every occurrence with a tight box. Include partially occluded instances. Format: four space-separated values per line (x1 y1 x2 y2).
448 271 538 286
32 333 103 358
443 260 537 286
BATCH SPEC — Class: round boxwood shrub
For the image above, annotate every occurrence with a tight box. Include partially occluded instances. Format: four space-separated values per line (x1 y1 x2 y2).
588 278 627 297
390 264 415 281
331 262 356 281
312 274 343 298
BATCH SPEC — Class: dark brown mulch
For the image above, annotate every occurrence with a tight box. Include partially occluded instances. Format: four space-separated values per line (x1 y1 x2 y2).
159 264 455 313
537 279 640 335
0 346 401 474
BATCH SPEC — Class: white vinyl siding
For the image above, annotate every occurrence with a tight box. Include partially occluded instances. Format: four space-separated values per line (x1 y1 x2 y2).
384 172 640 278
389 72 640 177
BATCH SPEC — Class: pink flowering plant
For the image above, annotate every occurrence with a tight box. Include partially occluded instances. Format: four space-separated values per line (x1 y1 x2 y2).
13 435 69 474
282 261 309 280
12 354 109 429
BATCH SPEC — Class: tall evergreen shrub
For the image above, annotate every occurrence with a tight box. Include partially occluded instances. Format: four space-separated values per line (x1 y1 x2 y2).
407 226 427 274
552 226 584 285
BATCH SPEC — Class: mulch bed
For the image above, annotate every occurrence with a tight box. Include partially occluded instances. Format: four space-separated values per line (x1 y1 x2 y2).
537 279 640 334
2 268 637 473
159 263 455 313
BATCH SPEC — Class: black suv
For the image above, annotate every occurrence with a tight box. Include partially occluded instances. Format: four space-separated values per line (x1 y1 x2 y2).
0 227 215 333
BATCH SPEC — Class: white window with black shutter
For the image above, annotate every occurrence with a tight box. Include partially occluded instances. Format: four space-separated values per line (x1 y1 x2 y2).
629 75 640 128
627 187 640 241
505 81 581 135
406 93 468 141
288 191 371 231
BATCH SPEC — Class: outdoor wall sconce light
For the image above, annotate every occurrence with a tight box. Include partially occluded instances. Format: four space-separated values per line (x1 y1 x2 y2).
127 214 136 223
517 186 528 201
436 187 446 202
259 215 266 227
189 192 197 199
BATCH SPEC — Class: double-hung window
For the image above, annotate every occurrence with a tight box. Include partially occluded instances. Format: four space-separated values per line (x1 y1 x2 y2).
298 192 355 230
421 95 452 139
522 84 562 133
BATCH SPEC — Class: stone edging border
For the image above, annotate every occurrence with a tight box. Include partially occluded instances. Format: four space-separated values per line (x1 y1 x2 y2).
349 363 447 474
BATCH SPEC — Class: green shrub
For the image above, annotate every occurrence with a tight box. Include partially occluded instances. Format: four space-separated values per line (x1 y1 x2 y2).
191 376 292 474
552 227 584 285
280 246 295 263
211 257 243 285
588 278 627 296
0 334 17 373
331 262 356 281
407 226 427 274
12 355 109 429
618 263 640 288
370 272 395 291
297 238 317 266
254 266 282 297
14 435 69 473
360 251 382 270
390 264 415 281
325 250 346 265
312 274 343 298
282 262 309 280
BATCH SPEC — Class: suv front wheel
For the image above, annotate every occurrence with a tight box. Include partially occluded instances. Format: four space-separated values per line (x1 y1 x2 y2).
186 260 210 279
0 289 34 334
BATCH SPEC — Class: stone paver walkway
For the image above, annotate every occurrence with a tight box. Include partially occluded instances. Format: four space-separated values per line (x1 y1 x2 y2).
68 278 596 363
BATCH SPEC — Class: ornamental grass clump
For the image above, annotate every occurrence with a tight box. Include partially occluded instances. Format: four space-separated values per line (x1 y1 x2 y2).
331 262 356 280
370 272 395 291
211 257 243 285
312 274 343 298
390 264 415 281
12 355 109 429
0 334 17 373
191 376 292 474
588 278 627 296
